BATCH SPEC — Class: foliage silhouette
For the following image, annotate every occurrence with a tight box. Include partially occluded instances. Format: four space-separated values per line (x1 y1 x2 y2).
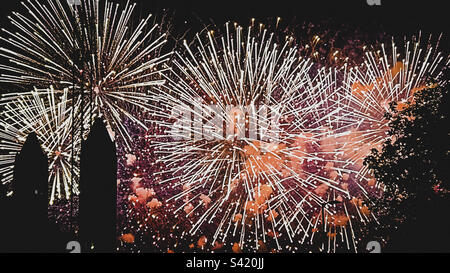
365 73 450 252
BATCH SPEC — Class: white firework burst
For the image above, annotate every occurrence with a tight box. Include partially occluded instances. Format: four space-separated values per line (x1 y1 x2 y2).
0 0 171 148
0 87 86 204
147 23 357 252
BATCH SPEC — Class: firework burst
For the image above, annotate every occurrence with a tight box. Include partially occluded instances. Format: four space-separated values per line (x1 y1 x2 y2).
301 35 450 252
142 23 367 252
0 87 86 204
340 34 449 179
0 0 171 205
0 0 171 148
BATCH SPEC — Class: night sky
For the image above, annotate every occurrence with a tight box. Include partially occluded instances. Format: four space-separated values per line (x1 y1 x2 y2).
0 0 448 41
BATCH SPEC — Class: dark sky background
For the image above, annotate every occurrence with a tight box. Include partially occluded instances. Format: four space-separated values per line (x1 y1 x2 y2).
0 1 446 91
0 0 448 75
128 0 448 48
0 0 448 38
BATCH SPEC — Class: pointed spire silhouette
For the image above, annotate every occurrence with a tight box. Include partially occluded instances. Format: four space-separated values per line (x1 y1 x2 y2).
12 133 48 203
79 118 117 253
5 133 49 252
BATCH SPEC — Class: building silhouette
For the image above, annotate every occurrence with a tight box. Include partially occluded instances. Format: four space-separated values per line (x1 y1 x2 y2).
0 133 49 252
79 118 117 253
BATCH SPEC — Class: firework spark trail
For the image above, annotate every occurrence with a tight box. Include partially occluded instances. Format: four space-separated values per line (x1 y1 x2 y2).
0 87 87 204
0 0 171 149
142 23 365 252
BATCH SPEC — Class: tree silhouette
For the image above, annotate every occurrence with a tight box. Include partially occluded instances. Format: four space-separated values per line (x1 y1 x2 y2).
365 77 450 252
